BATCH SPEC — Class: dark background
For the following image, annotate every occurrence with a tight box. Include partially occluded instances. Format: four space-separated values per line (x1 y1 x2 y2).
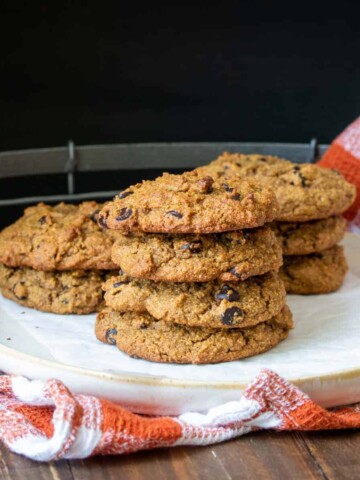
1 1 360 152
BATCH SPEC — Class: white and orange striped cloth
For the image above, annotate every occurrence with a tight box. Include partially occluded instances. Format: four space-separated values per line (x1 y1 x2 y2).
318 116 360 230
0 117 360 461
2 369 360 462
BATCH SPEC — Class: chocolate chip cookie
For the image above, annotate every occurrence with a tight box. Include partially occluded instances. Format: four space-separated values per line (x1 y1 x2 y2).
103 271 286 329
111 227 282 282
279 245 348 294
198 152 356 222
95 305 293 364
98 170 278 233
0 264 114 314
0 202 120 271
272 215 347 255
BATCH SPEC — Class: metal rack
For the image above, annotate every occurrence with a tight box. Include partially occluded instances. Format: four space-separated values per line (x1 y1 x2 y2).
0 139 327 207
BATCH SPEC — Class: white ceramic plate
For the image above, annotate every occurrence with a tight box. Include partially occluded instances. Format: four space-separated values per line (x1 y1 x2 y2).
0 233 359 415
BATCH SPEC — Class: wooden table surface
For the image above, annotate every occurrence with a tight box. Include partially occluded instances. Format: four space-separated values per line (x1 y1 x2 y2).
1 429 360 479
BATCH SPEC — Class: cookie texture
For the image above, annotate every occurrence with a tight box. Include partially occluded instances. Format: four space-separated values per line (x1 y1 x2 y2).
98 170 279 233
103 271 286 329
272 215 347 255
0 264 113 314
0 202 120 271
279 245 348 294
95 306 293 364
111 227 282 282
197 152 356 222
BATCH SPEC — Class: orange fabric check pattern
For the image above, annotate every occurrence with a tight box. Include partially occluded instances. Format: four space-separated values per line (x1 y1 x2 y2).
0 370 360 462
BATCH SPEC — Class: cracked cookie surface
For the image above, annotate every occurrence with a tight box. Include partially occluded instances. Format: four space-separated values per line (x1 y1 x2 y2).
279 245 348 294
0 201 120 271
98 169 278 233
111 227 282 282
0 264 114 314
272 215 347 255
197 153 356 222
95 305 293 364
103 271 286 329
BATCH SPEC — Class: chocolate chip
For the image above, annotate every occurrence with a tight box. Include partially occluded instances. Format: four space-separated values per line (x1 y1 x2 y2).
38 216 47 225
98 215 108 229
139 323 148 329
299 172 309 188
167 210 183 218
231 194 241 201
62 299 69 305
221 307 243 325
116 208 133 221
215 285 240 302
242 229 252 240
197 176 214 193
293 165 309 187
229 267 242 279
105 328 117 345
130 354 140 359
223 183 234 192
89 209 100 224
180 241 202 253
113 280 128 288
118 190 134 199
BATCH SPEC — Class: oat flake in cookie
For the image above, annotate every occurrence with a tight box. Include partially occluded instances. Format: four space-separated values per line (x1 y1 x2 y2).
95 306 293 364
0 201 121 271
111 227 283 282
198 152 356 222
98 170 279 233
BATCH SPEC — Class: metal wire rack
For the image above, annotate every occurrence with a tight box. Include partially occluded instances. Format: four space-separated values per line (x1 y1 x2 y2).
0 139 327 207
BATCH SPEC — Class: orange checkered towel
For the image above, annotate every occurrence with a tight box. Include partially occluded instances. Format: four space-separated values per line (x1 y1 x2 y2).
1 117 360 462
1 369 360 462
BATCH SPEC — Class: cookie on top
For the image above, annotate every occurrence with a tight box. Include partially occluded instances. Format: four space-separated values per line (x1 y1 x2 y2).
98 169 279 233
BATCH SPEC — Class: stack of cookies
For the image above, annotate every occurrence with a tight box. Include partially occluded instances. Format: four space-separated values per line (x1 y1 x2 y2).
0 202 119 314
198 153 356 294
95 169 293 364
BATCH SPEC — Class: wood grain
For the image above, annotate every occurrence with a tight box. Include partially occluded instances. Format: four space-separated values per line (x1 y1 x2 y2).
1 430 359 479
303 430 360 480
0 443 72 480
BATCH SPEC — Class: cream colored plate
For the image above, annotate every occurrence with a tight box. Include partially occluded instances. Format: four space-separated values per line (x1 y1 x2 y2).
0 233 359 415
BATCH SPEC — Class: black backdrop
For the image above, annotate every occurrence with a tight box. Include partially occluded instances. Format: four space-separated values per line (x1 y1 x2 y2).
1 1 360 151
